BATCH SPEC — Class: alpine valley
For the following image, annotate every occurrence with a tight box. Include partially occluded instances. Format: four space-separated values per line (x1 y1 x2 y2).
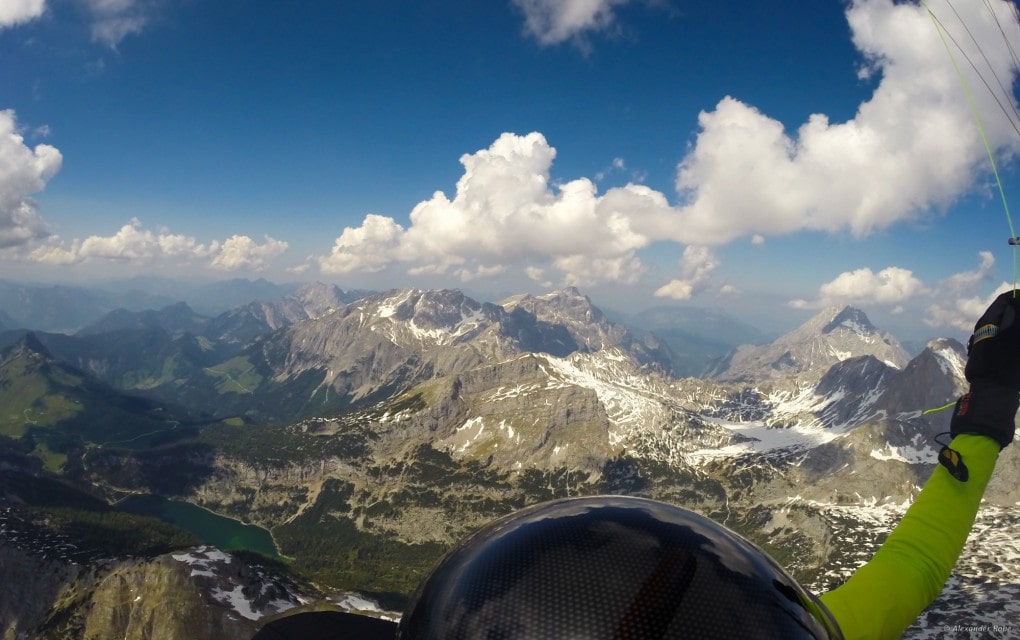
1 280 1018 639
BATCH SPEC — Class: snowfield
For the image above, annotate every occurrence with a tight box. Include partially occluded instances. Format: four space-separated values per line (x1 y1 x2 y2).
687 415 842 462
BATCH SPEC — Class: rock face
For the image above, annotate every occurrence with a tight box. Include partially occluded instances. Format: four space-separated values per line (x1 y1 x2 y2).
0 543 76 640
398 354 617 474
0 542 302 640
874 338 967 417
708 306 910 384
811 355 897 428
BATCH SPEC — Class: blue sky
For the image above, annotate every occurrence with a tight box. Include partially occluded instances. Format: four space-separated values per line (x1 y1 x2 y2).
1 0 1018 339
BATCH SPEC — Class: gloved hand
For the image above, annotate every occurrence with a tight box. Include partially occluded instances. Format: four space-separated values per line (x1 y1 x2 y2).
950 290 1020 449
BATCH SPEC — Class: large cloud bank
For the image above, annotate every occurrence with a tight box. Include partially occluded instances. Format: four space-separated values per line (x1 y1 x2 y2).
313 0 1018 326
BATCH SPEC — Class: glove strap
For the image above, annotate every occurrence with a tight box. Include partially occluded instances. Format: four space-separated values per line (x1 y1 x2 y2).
971 323 999 346
934 432 969 482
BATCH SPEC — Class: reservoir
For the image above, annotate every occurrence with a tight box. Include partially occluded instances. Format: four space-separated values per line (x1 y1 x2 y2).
117 494 281 559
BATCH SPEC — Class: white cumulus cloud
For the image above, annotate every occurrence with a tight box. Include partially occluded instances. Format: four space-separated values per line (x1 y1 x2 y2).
316 132 658 286
664 0 1020 245
0 110 62 249
512 0 631 46
791 253 1012 331
0 0 153 46
525 266 553 288
211 235 289 271
679 245 719 283
81 0 153 47
555 253 644 286
924 252 1008 330
925 282 1015 332
28 219 287 272
791 266 929 309
823 266 928 304
29 219 210 263
653 279 693 301
319 214 406 274
940 250 996 292
0 0 45 28
654 245 720 301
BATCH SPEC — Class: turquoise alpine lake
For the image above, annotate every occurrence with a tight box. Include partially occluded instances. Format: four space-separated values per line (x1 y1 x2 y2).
117 494 280 558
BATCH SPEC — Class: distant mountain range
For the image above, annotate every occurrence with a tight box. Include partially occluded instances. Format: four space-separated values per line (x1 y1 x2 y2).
1 280 1017 639
0 278 753 375
0 278 367 332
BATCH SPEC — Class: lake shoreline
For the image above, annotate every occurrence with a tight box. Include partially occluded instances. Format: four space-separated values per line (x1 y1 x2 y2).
116 493 282 559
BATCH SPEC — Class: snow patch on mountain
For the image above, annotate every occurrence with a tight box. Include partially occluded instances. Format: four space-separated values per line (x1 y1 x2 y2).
406 309 484 344
542 349 670 445
172 546 232 577
376 290 414 319
171 546 304 622
210 585 264 620
767 385 825 422
329 594 401 621
931 340 966 380
838 318 869 335
869 438 937 464
830 347 852 361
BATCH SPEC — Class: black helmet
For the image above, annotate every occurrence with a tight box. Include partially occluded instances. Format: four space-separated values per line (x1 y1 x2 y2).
397 495 842 639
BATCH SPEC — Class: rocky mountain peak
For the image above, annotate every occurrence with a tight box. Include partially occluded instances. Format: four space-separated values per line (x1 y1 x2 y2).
708 305 910 384
243 286 677 417
502 287 606 325
290 282 350 318
498 288 672 372
376 288 493 332
913 338 967 387
203 283 368 346
820 305 876 336
1 332 53 365
924 337 967 368
501 289 613 348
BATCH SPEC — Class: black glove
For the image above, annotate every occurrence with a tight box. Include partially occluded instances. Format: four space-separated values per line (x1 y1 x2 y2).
950 290 1020 449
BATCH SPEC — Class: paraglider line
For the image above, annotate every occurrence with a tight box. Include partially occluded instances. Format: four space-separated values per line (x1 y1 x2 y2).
937 0 1020 138
922 0 1019 291
922 401 957 415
